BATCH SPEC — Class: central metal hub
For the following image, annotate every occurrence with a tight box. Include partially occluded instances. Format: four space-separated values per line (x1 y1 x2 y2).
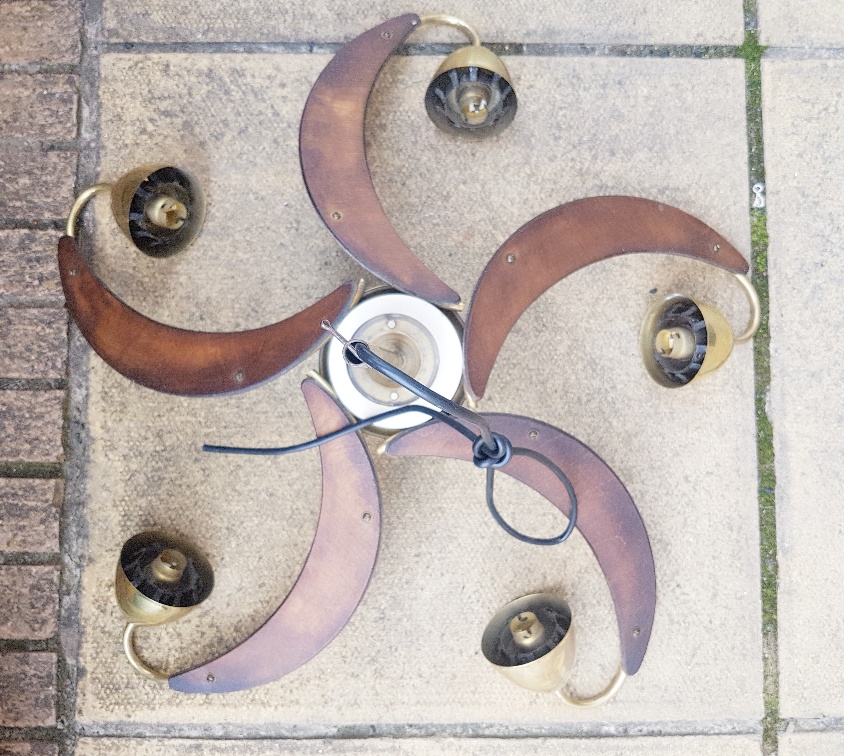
322 291 463 432
349 313 439 406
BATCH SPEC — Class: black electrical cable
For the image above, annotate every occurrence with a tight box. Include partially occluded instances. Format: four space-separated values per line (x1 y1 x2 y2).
204 324 579 546
203 403 475 456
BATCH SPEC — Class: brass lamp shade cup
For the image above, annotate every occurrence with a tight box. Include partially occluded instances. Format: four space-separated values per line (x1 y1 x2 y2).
115 530 214 625
425 45 517 138
481 593 576 693
640 295 735 388
110 165 205 257
115 531 214 681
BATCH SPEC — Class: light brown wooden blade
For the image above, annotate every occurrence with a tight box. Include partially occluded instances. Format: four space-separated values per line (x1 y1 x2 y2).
59 235 359 395
464 195 750 399
384 412 656 676
299 14 462 308
169 377 381 693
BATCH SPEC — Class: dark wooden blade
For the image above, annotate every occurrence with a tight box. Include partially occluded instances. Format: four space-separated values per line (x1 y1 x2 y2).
169 377 381 693
59 235 359 396
384 412 656 676
299 14 462 308
464 195 751 398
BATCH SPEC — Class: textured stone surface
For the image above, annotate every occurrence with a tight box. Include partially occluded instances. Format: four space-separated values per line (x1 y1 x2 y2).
763 58 844 719
0 653 56 727
759 1 844 47
780 732 844 755
0 150 76 219
0 74 78 141
0 231 64 304
75 53 761 728
104 0 744 45
0 309 67 379
0 391 64 462
0 0 81 65
0 479 61 552
75 736 762 755
0 566 59 639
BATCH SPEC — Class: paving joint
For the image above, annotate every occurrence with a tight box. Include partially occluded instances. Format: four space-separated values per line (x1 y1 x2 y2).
76 719 762 740
737 3 780 754
0 462 64 479
0 553 61 566
0 379 69 391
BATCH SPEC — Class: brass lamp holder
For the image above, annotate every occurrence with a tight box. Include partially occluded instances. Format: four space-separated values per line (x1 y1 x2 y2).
640 273 761 388
66 165 205 256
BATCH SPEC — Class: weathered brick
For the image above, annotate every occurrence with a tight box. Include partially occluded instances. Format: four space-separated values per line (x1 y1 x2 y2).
0 74 78 141
0 231 63 304
0 309 67 379
0 150 76 219
0 0 81 65
0 391 64 462
0 566 58 639
0 744 59 756
0 653 56 727
0 479 61 552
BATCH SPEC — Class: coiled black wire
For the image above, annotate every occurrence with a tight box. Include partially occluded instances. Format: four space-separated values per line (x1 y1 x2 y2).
203 332 578 546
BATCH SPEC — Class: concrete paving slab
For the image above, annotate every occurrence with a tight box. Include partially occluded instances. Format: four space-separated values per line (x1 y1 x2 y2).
75 53 761 728
779 731 844 755
104 0 744 46
759 1 844 47
762 58 844 719
74 735 762 755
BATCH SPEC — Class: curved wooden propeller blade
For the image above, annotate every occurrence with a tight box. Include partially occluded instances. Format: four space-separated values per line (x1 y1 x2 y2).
464 195 750 399
385 412 656 676
169 377 381 693
59 235 361 395
299 14 462 308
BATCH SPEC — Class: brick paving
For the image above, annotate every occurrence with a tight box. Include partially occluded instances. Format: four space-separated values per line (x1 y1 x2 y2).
0 1 79 753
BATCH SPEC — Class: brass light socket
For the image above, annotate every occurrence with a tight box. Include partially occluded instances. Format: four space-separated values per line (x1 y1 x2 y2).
640 295 735 388
115 531 214 626
111 165 205 257
425 45 517 138
481 593 576 693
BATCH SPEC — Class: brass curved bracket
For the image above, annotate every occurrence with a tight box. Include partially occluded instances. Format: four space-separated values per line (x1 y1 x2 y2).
418 14 481 45
556 665 627 708
734 273 761 343
123 624 169 683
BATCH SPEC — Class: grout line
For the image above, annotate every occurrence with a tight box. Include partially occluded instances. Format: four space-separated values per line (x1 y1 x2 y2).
56 0 105 750
0 63 79 74
737 4 781 755
0 553 61 566
0 462 63 479
0 220 66 230
0 638 59 654
100 39 743 58
75 720 763 740
0 379 68 391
